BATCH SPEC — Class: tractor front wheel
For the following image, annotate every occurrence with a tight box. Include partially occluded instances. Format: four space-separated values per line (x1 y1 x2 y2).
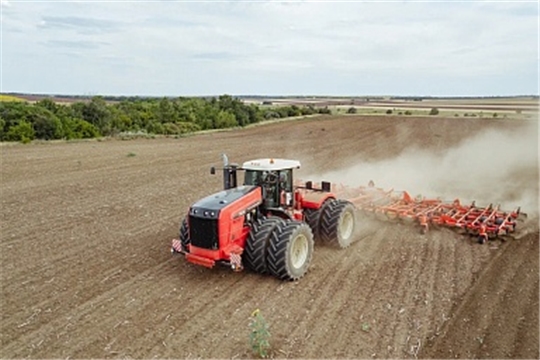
244 217 285 274
267 221 314 281
179 216 190 253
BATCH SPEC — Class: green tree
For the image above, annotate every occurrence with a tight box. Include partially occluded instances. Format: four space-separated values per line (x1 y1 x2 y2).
0 117 5 140
158 97 178 123
35 98 60 114
5 121 35 142
28 107 64 140
82 97 112 134
61 118 100 139
215 110 237 128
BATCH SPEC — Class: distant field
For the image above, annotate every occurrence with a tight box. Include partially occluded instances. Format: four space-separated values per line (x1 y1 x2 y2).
247 96 539 115
0 94 26 102
242 96 539 120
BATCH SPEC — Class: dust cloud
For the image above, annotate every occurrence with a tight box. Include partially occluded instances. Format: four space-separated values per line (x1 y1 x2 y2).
313 121 539 215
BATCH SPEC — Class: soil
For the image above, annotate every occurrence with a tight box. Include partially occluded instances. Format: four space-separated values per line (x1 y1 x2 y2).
1 115 538 359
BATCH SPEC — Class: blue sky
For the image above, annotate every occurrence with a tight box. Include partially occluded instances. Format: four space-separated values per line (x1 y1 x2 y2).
1 0 538 96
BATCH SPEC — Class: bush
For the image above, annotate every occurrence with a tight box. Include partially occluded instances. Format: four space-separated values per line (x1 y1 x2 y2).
429 108 439 115
347 107 357 114
32 113 64 140
386 109 393 114
0 118 5 140
5 121 35 142
318 106 331 115
63 118 100 139
404 110 412 115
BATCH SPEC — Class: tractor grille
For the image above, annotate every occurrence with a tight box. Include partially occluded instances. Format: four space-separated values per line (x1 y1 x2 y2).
189 216 219 250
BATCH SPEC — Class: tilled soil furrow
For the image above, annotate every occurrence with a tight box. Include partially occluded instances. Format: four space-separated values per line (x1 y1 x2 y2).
1 260 175 358
479 247 539 358
1 116 537 359
421 234 539 359
266 244 365 358
313 226 395 357
509 268 539 359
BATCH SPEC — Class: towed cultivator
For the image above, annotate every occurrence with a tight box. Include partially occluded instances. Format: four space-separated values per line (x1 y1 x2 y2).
333 182 526 243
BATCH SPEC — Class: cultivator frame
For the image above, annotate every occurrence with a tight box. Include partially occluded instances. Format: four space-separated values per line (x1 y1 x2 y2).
332 182 525 242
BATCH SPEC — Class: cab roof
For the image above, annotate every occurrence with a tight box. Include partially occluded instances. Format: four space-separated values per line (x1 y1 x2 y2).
242 158 301 171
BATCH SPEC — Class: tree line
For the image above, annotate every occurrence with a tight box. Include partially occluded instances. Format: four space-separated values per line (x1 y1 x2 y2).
0 95 330 143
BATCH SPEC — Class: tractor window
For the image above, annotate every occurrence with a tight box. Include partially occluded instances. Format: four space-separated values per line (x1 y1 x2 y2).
278 169 292 193
244 169 293 208
244 170 264 186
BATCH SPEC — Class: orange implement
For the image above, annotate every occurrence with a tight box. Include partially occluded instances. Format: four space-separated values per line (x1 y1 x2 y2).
332 182 524 241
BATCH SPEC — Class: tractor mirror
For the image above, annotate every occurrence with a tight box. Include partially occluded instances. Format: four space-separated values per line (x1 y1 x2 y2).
210 166 216 175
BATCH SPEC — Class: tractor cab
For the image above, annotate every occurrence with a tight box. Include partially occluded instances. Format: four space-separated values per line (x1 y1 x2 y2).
242 159 300 209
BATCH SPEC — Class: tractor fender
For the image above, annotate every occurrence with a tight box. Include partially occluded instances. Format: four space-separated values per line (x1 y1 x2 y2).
300 191 336 209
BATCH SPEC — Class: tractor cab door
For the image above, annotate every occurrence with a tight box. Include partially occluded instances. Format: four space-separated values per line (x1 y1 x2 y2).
262 169 293 209
244 169 293 209
278 169 293 207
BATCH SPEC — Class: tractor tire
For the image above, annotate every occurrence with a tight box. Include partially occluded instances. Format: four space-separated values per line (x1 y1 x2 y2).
179 216 190 253
244 217 285 274
267 221 314 281
303 199 332 242
320 200 356 248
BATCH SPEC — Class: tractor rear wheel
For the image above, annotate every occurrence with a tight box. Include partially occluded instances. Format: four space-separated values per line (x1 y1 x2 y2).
303 199 332 242
320 200 356 248
267 221 314 280
179 216 190 253
244 217 285 274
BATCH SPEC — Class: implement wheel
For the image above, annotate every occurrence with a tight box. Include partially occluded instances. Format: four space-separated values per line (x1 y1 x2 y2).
320 200 356 248
267 221 314 281
244 217 285 274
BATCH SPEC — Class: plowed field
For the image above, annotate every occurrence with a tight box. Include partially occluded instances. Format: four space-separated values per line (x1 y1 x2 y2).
1 115 538 359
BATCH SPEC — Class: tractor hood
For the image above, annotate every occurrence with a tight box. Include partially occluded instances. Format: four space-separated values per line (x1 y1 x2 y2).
190 185 258 219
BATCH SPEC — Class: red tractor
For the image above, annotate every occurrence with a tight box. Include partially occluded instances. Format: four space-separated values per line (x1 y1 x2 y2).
171 154 356 280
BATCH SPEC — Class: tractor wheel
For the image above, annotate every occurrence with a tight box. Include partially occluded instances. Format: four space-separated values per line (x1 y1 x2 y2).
267 221 314 281
304 199 333 242
244 217 285 274
320 200 356 248
179 216 190 253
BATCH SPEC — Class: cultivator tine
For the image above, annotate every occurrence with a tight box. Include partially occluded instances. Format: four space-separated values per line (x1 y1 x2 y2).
336 183 524 242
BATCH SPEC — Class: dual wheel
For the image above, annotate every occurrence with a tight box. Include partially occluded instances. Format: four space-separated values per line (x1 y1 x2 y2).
244 218 314 281
304 199 356 248
244 199 356 281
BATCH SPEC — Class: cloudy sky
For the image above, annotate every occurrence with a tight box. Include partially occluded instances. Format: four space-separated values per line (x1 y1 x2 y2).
1 0 538 96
